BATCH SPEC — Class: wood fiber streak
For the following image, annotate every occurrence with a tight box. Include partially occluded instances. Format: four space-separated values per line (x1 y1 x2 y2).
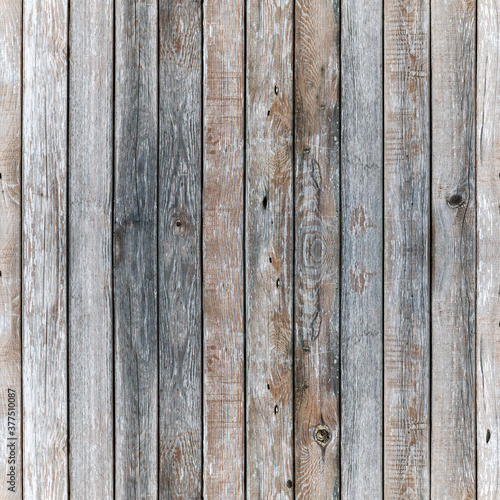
0 0 22 498
22 1 68 498
159 0 202 498
340 0 384 497
203 0 245 497
114 0 158 497
384 0 430 497
294 0 340 497
69 0 114 497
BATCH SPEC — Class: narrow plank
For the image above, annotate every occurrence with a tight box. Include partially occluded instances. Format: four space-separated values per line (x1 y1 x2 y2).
476 1 500 496
69 0 114 496
22 1 68 498
114 0 158 497
0 0 22 497
246 0 294 496
203 0 245 496
294 0 340 497
430 0 476 497
340 0 384 497
158 0 203 497
383 0 431 497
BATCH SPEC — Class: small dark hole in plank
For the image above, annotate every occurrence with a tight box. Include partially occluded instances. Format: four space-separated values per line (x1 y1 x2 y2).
269 257 272 263
448 194 465 208
175 220 182 227
262 196 268 209
286 480 293 489
267 110 270 116
0 173 2 179
274 86 279 95
267 383 270 390
487 429 491 443
274 405 279 415
276 278 280 288
0 271 2 277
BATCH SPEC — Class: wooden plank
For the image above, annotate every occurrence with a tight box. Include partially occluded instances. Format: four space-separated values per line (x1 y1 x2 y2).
0 0 22 497
383 0 431 497
158 0 202 498
203 0 245 497
68 0 114 496
431 0 476 497
294 0 340 497
22 1 68 498
340 0 384 497
114 0 158 497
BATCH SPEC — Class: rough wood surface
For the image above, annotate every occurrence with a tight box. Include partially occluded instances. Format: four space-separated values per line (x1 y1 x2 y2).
22 1 68 498
159 0 202 498
114 0 158 497
294 0 340 497
384 0 431 497
431 0 476 497
68 0 114 497
0 1 22 498
245 0 294 497
203 0 245 497
340 0 384 497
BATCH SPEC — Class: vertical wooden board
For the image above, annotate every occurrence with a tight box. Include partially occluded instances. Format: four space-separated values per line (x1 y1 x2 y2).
22 1 68 498
246 0 294 497
294 0 340 497
158 0 202 498
431 0 476 497
203 0 245 497
340 0 384 498
476 1 500 497
0 0 21 497
69 0 114 497
384 0 431 497
114 0 158 497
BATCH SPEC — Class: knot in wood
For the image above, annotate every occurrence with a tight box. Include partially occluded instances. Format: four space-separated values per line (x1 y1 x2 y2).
314 425 331 447
447 193 466 208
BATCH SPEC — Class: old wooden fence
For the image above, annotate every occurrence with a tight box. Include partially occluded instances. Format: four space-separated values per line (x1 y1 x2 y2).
0 0 498 498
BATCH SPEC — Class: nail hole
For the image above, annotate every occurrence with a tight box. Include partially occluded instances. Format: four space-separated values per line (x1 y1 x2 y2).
286 480 293 488
448 194 465 208
276 278 280 288
314 425 331 447
487 429 491 443
262 196 268 209
267 383 270 390
269 257 272 263
267 110 270 116
0 271 2 277
274 405 279 414
274 86 279 95
175 220 182 227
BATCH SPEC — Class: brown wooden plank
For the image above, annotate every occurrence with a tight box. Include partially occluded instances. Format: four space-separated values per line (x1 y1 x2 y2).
0 0 22 497
340 0 384 497
68 0 114 496
383 0 431 497
114 0 158 497
158 0 203 498
294 0 340 497
430 0 476 497
22 1 69 498
203 0 245 496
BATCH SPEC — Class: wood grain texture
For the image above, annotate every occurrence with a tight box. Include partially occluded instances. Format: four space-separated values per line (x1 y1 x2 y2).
114 0 158 497
431 1 476 498
69 0 114 496
294 0 340 497
159 0 202 498
22 1 68 498
0 0 22 498
384 0 430 497
340 0 384 497
203 0 245 497
476 1 500 497
246 0 294 497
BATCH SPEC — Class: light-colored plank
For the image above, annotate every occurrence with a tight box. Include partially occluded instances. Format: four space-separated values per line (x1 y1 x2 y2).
22 1 68 498
0 0 22 497
69 0 114 496
203 0 245 497
340 0 384 497
383 0 431 497
114 0 158 497
477 1 500 497
159 0 202 497
294 0 340 497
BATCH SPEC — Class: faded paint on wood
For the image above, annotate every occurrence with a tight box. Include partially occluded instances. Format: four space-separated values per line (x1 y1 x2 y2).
384 0 431 497
294 0 340 497
159 0 203 498
22 1 68 498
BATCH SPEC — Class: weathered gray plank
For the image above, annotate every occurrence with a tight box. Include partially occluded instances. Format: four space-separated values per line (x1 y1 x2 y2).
22 1 68 498
0 0 22 497
294 0 340 497
114 0 158 497
340 0 384 497
159 0 203 498
69 0 114 496
203 0 245 496
384 0 431 497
